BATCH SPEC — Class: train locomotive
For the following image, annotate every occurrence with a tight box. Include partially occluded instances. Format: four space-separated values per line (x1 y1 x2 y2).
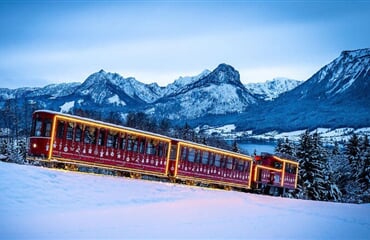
27 110 298 195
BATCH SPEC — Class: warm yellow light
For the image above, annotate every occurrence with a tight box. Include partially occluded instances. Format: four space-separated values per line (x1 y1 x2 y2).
48 115 57 160
274 155 299 166
32 143 37 148
55 115 171 143
178 142 253 162
281 162 286 187
253 165 283 182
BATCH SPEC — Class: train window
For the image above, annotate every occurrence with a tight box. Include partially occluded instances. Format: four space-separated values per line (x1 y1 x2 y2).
179 147 187 160
214 154 221 167
139 138 145 154
236 159 245 171
245 160 250 170
84 127 96 144
127 136 134 151
156 142 165 157
226 157 234 170
285 163 297 174
56 121 65 139
133 138 139 152
75 125 82 142
220 156 228 168
107 132 117 148
44 120 52 137
133 137 139 152
208 153 215 166
146 140 155 155
291 165 297 174
66 123 74 140
34 119 43 136
188 148 195 162
120 134 127 150
273 161 282 169
202 152 209 165
194 150 202 163
98 129 106 146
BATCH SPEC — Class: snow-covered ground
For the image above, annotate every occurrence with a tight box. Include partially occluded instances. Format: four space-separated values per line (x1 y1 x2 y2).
1 161 369 239
200 125 370 144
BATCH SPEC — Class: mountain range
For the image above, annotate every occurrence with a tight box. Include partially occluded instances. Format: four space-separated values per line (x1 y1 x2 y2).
0 48 369 133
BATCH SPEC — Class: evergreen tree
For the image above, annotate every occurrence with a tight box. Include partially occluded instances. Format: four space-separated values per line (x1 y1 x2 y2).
311 132 341 201
346 133 362 180
275 138 294 157
359 135 370 202
329 141 349 198
295 130 341 201
344 133 364 202
232 140 240 153
158 119 171 135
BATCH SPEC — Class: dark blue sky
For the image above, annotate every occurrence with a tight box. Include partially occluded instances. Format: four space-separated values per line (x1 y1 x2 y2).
1 1 369 88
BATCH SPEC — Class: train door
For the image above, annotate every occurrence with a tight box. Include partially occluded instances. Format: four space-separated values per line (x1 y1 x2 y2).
269 172 275 185
168 141 178 177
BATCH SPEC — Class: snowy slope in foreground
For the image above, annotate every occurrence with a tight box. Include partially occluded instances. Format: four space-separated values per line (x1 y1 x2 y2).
0 162 369 239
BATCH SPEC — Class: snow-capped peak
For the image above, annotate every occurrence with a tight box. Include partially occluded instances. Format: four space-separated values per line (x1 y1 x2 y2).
164 69 211 96
309 48 370 97
245 77 302 101
78 70 163 104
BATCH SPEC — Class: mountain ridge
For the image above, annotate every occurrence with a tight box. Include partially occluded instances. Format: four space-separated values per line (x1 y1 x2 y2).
0 48 368 133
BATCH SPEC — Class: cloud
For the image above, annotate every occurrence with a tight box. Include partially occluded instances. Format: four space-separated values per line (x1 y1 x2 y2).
0 1 369 88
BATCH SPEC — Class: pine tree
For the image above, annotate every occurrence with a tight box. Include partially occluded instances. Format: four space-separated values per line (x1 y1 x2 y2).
346 133 361 180
295 130 341 201
344 133 363 202
232 140 240 153
275 138 294 157
359 135 370 202
311 132 341 201
329 141 349 198
295 130 313 200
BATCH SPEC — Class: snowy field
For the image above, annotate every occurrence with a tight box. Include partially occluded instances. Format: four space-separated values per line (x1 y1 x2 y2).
0 161 369 239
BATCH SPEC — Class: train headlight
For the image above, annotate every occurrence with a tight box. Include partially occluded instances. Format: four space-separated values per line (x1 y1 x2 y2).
32 143 37 149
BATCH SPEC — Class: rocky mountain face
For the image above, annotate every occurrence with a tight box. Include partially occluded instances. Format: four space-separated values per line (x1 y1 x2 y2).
245 78 302 101
149 64 258 120
0 48 368 133
231 48 370 132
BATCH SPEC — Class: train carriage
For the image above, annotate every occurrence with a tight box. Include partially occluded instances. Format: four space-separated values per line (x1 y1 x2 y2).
28 110 299 195
168 141 253 189
29 110 172 178
253 153 298 195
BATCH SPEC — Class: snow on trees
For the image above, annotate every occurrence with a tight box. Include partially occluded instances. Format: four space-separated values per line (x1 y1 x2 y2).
293 130 341 201
345 134 370 203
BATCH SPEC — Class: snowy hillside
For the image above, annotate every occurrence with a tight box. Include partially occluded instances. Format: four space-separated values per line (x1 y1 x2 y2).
245 77 302 101
1 161 369 239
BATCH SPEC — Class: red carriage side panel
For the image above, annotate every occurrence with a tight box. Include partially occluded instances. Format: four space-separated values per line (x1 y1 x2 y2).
174 142 253 189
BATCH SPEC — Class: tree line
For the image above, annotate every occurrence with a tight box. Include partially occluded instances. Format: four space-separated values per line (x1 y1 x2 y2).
276 131 369 203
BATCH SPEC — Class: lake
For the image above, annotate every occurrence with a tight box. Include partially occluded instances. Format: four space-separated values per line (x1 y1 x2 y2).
237 141 276 155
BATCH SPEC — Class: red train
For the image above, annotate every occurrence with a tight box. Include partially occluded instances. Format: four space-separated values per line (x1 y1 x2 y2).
27 110 299 195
